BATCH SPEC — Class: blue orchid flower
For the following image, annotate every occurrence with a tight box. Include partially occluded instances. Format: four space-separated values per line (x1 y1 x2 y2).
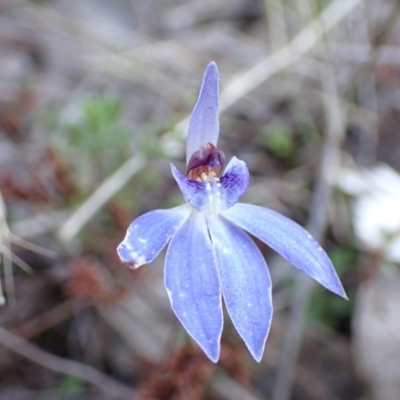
117 62 346 363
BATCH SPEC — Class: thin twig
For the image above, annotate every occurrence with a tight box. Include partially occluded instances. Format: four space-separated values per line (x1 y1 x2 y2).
263 0 288 51
0 243 34 274
0 189 12 304
272 62 347 400
0 189 54 304
355 4 379 166
0 253 5 306
0 326 136 399
58 154 146 243
11 209 71 239
8 233 56 258
13 298 89 339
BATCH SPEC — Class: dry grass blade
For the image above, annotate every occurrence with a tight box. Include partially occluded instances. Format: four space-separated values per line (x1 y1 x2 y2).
11 209 71 239
219 0 363 112
58 154 146 243
0 189 53 305
7 233 56 257
0 189 12 304
0 243 33 274
0 257 5 305
263 0 288 51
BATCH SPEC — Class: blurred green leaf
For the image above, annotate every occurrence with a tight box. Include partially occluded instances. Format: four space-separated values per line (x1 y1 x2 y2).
37 375 85 400
46 97 134 192
58 375 85 395
329 245 357 274
261 124 294 158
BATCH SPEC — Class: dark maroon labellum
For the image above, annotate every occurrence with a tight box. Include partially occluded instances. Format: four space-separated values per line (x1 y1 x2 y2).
186 143 226 181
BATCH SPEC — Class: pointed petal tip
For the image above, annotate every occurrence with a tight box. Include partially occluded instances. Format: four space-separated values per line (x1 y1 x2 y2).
320 274 349 300
176 322 221 363
205 61 218 75
332 284 348 300
245 336 266 362
204 344 220 363
244 313 271 363
202 62 219 92
329 287 348 300
246 330 269 363
251 350 263 363
310 268 348 300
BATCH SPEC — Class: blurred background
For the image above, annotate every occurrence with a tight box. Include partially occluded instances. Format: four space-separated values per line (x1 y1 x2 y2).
1 0 400 399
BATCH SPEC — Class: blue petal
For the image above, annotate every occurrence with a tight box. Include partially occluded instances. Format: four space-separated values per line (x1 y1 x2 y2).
207 215 272 362
170 164 207 210
221 204 347 298
186 62 220 163
171 157 249 214
220 157 249 209
117 205 191 268
165 211 223 362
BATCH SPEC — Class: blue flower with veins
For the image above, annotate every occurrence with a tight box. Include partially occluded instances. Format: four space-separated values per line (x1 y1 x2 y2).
117 62 346 362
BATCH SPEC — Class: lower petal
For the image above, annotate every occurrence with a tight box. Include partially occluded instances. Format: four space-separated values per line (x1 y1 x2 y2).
221 203 346 298
117 205 191 268
165 212 223 362
207 215 272 362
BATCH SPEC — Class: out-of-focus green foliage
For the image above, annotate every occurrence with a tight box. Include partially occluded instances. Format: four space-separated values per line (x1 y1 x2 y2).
66 98 131 185
57 375 85 395
37 375 85 400
262 124 294 158
45 97 132 191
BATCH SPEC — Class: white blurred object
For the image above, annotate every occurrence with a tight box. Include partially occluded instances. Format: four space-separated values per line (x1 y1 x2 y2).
352 269 400 400
337 163 400 261
339 164 400 398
